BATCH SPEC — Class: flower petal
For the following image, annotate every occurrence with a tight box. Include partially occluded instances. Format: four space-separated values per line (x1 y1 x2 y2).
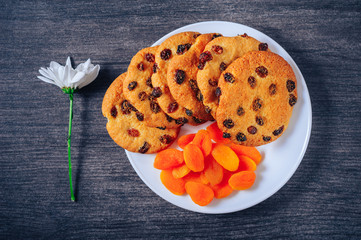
77 64 100 89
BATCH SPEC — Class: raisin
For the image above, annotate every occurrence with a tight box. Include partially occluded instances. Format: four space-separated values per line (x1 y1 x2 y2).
269 83 277 95
176 43 191 55
167 102 178 113
150 101 160 113
148 94 155 102
138 91 147 101
215 87 222 98
110 106 117 118
289 94 297 106
121 100 131 114
189 79 199 92
146 77 153 88
236 132 247 142
174 69 186 84
127 128 140 137
153 63 159 73
199 51 213 63
157 126 166 130
136 112 144 121
263 136 271 142
196 90 203 102
160 48 172 60
192 117 204 124
166 114 174 122
287 80 296 92
185 109 193 116
273 125 284 136
208 78 218 87
224 73 235 83
128 102 137 112
160 135 173 144
223 132 231 138
128 81 137 91
255 116 264 126
175 117 188 125
252 98 262 111
255 66 268 78
240 33 248 37
212 45 223 54
237 106 245 116
145 53 155 62
247 126 257 134
259 43 268 51
151 87 162 98
223 119 234 129
212 33 222 39
220 62 227 72
139 142 150 154
137 62 144 71
205 106 211 114
193 33 201 39
248 76 256 88
198 62 205 70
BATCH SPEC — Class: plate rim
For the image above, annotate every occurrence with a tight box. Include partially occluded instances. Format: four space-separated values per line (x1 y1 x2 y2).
125 20 312 214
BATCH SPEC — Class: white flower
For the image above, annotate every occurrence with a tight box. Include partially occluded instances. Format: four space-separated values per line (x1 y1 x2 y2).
37 57 100 90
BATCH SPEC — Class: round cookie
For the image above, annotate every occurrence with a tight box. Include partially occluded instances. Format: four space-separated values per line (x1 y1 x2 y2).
216 51 297 147
123 46 180 129
196 34 270 118
166 33 215 121
102 72 180 153
152 32 222 125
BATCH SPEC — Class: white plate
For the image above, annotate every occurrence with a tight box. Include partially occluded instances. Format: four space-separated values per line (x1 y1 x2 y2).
125 21 312 214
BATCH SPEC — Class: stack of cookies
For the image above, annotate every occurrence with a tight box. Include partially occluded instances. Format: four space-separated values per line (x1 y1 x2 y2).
102 32 297 153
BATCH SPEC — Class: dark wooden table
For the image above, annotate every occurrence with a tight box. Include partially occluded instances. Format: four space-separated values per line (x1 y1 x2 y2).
1 0 361 239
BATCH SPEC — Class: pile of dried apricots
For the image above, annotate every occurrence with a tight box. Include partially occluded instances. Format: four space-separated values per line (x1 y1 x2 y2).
153 122 262 206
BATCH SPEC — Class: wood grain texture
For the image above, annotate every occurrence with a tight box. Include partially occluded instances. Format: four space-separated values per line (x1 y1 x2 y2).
1 0 361 239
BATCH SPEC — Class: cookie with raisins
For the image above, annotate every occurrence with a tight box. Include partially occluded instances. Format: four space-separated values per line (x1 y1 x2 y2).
216 51 297 146
196 35 269 118
167 33 218 121
123 46 180 129
152 32 216 126
102 73 179 153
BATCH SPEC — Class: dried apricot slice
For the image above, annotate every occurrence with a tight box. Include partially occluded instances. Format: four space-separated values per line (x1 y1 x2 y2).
154 149 184 170
160 170 186 195
204 155 223 186
177 133 195 149
228 171 256 190
211 144 239 171
206 122 230 144
237 155 257 172
211 179 233 199
185 181 214 206
172 164 191 179
184 144 204 172
230 144 262 165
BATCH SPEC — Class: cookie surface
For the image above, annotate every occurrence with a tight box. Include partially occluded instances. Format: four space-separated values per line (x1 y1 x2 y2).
197 35 269 118
166 33 215 121
123 46 180 129
152 32 221 125
102 73 180 153
216 51 297 146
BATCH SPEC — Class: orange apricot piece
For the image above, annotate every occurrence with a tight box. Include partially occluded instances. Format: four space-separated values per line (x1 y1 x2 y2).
177 133 196 149
206 122 230 144
230 144 262 165
204 155 223 186
185 181 214 206
183 144 204 172
154 149 184 170
228 171 256 190
237 155 257 172
211 144 239 171
201 133 212 157
160 170 186 195
172 164 191 179
211 180 233 199
183 172 203 184
192 129 208 148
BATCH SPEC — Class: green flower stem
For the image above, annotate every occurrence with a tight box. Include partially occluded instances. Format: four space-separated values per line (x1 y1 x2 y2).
67 90 75 201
